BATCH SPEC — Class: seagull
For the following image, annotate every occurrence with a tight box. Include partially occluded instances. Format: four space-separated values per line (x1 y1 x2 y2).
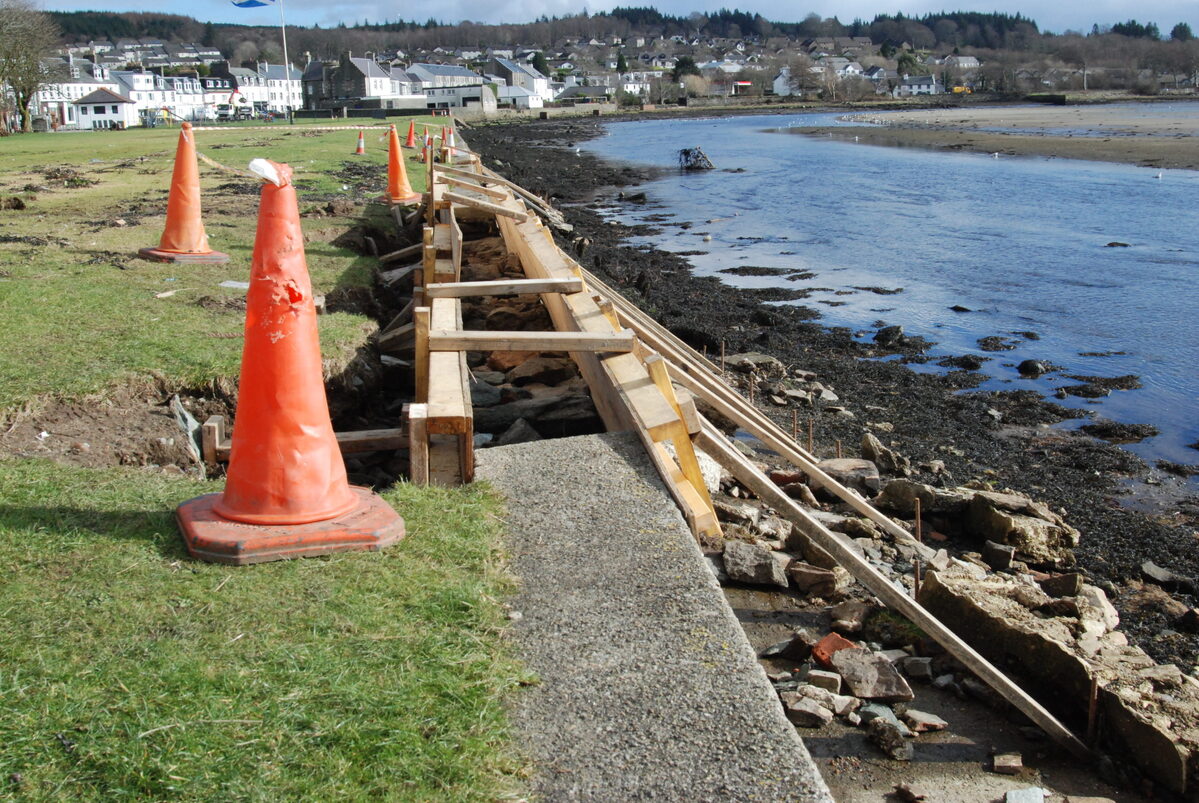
1155 171 1163 179
574 147 581 155
853 135 859 142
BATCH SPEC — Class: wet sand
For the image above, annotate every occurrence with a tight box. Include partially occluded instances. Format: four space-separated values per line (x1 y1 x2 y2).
795 103 1199 170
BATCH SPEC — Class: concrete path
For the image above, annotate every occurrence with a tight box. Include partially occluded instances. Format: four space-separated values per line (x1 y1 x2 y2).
477 432 832 801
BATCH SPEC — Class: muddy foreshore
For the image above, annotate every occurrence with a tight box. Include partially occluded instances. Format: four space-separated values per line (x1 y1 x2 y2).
467 115 1199 669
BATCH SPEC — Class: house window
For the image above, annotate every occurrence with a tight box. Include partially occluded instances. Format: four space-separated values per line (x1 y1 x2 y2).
81 107 88 114
111 105 118 113
95 105 105 114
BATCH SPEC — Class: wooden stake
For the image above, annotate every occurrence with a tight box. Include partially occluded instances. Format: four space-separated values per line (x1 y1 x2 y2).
808 417 814 454
720 339 726 373
914 497 923 543
748 381 754 405
913 559 921 599
791 409 798 441
835 438 842 459
1087 676 1100 746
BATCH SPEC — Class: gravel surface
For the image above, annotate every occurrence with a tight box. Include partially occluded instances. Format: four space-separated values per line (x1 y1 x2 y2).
477 432 832 801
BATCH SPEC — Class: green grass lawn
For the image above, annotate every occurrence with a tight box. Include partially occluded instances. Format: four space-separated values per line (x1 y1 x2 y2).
0 119 434 408
0 459 524 800
0 120 525 799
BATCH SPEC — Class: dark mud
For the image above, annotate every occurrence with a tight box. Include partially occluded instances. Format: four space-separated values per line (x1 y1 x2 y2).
468 117 1199 667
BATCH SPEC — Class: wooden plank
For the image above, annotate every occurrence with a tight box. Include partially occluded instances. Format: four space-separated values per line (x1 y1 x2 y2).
432 257 456 285
406 403 429 485
695 419 1092 761
201 415 224 466
379 263 419 285
674 388 702 436
437 173 508 199
433 222 452 252
427 298 470 436
442 191 529 222
212 427 405 461
381 298 415 333
477 165 573 232
644 353 716 514
428 434 461 486
652 442 720 538
414 306 430 402
421 226 435 287
424 277 584 299
602 351 684 442
450 211 463 274
378 321 414 353
428 329 635 353
378 242 421 265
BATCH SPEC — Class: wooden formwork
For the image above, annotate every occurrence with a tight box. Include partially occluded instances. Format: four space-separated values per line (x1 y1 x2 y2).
391 151 1093 762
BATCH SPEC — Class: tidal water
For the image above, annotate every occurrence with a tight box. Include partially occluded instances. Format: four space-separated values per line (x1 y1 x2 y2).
580 112 1199 481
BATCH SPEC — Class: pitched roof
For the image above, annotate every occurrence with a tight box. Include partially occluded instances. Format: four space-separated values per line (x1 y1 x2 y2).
410 62 480 78
348 56 389 79
73 88 134 105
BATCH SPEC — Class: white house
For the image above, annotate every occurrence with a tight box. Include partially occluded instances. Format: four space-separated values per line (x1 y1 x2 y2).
489 57 554 103
258 63 302 112
72 88 138 129
895 74 941 96
426 84 497 112
407 63 485 89
497 84 543 109
772 66 795 96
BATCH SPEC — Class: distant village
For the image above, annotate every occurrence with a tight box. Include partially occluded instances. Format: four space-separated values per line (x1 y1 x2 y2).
27 26 1191 129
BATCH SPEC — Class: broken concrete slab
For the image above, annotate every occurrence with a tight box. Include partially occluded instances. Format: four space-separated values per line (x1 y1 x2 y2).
829 647 915 702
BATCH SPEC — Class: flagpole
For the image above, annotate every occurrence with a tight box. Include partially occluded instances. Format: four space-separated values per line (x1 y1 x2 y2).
276 0 292 121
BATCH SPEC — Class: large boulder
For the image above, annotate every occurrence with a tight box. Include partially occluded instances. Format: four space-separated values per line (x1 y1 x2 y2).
722 540 788 588
861 432 911 476
725 352 786 377
966 491 1079 567
874 479 973 516
817 458 881 495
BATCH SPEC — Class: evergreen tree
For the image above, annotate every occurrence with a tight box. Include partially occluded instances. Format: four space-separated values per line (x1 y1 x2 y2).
1171 22 1193 41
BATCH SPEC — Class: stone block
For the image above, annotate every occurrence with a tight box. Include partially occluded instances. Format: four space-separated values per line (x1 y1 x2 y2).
722 540 788 588
807 669 841 693
830 647 915 702
991 752 1022 775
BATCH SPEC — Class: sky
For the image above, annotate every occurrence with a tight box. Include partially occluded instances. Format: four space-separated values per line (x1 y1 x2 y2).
38 0 1199 37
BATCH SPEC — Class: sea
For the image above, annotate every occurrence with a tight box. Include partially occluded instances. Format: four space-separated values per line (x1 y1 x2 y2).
579 108 1199 486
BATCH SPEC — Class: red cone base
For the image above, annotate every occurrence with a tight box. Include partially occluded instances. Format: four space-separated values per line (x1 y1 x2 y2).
177 486 404 565
138 246 230 264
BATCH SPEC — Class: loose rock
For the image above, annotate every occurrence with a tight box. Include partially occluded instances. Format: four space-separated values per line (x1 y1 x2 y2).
722 540 788 588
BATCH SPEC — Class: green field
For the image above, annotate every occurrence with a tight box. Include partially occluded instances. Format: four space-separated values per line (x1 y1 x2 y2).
0 120 524 800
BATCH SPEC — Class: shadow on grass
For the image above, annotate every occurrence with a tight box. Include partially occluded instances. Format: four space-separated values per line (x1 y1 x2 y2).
0 503 191 559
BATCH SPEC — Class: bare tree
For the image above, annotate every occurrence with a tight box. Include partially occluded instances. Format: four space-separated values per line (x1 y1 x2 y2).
0 0 60 133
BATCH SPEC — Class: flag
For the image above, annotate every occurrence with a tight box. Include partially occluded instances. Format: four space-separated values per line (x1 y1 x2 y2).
231 0 271 6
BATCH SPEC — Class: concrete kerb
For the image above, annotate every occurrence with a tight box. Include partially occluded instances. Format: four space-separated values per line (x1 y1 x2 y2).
477 432 832 801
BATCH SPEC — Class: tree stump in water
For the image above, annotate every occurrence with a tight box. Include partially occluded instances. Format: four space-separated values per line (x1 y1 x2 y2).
679 147 715 171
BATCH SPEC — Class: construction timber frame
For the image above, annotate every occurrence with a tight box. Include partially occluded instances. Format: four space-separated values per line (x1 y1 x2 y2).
390 136 1093 763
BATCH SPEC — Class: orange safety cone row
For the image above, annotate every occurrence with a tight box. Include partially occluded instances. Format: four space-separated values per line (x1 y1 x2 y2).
353 128 366 155
176 158 404 565
139 122 229 264
404 119 416 148
386 123 421 205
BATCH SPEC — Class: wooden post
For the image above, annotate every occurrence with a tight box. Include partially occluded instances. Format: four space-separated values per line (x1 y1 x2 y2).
406 403 429 485
835 438 842 459
913 559 921 599
748 381 754 406
201 415 224 467
414 306 431 402
808 417 814 454
720 339 726 373
791 409 798 441
914 497 923 543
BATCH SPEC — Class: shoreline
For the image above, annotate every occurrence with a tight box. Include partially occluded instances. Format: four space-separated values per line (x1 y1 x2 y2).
468 115 1199 670
795 102 1199 170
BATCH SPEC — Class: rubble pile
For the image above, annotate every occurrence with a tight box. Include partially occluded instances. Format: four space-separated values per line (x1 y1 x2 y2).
699 352 1199 795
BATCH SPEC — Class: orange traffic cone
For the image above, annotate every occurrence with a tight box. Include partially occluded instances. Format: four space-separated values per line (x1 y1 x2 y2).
386 124 421 205
353 129 366 155
139 122 228 264
176 159 404 565
404 119 416 148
